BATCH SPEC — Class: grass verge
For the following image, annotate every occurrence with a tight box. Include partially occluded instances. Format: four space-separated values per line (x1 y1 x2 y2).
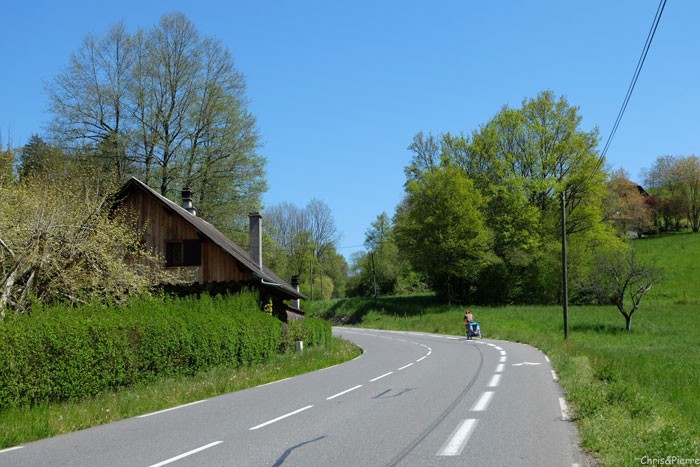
0 337 360 449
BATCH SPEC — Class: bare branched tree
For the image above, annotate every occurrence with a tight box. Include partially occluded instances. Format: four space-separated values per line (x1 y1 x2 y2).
579 249 663 331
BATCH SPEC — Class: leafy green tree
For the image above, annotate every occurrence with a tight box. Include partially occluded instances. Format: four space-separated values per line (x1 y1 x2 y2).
320 246 349 298
0 146 14 187
394 166 493 303
18 135 67 180
468 91 604 232
46 13 265 232
674 156 700 232
349 212 423 297
400 91 621 304
643 156 686 231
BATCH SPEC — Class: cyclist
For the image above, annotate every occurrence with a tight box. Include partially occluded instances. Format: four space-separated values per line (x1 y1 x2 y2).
464 309 475 335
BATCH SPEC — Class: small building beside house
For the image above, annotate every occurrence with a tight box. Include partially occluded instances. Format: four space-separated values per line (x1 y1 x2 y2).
114 177 305 321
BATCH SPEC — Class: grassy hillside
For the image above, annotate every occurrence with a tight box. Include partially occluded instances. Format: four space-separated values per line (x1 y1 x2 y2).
634 231 700 305
309 233 700 466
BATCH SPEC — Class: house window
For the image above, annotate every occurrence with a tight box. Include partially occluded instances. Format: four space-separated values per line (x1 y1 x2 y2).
166 240 201 267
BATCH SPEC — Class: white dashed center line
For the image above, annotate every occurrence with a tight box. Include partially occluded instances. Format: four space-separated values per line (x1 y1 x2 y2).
471 391 495 412
437 419 479 456
148 441 223 467
327 385 363 400
370 371 393 382
249 405 314 431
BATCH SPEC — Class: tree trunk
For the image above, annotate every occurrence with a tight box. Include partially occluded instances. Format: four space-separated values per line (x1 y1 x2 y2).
625 314 632 331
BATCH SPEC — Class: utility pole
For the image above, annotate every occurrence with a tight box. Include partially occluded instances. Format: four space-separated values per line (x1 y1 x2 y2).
371 252 378 303
561 190 569 339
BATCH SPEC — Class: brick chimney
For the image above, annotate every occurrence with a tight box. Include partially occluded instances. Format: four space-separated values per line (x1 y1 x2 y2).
181 188 196 216
249 212 262 270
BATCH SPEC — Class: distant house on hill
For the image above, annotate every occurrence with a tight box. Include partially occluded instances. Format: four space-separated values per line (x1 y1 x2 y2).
608 178 652 238
114 177 305 321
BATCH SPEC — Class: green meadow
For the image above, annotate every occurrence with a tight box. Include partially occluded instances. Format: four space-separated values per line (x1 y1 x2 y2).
309 233 700 466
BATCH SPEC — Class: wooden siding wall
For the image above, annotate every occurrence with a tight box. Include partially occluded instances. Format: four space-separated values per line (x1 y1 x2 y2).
122 191 254 284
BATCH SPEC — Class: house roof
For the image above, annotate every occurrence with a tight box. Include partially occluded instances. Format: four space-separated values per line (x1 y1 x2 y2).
116 177 305 301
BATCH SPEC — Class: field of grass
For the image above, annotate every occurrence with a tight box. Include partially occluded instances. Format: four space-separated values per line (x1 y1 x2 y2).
309 233 700 466
635 231 700 305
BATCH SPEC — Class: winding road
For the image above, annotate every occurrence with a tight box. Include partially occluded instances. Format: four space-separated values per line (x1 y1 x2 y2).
1 328 584 466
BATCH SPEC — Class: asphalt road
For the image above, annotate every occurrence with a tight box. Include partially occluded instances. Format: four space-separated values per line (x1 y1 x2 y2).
0 328 584 466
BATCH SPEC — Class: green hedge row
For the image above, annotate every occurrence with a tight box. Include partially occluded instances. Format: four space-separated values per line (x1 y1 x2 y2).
285 318 333 349
0 293 285 408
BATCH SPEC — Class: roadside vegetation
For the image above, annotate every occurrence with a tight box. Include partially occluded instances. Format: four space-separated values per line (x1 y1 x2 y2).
309 233 700 466
0 292 360 449
0 336 359 449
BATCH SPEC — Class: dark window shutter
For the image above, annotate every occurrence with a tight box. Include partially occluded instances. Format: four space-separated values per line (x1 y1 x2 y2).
183 239 202 266
166 242 183 267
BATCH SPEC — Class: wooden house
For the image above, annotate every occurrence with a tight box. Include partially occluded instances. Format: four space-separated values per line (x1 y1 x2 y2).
115 177 305 321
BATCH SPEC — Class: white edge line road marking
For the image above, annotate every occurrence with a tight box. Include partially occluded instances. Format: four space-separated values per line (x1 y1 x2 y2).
552 370 559 381
398 363 414 371
148 441 223 467
499 356 507 363
249 405 314 431
427 350 432 356
370 372 394 382
327 385 363 400
0 446 23 454
559 397 570 421
495 363 505 373
487 374 501 388
545 356 551 363
416 356 427 362
471 391 495 412
499 350 507 356
494 346 503 351
137 400 206 418
437 419 479 456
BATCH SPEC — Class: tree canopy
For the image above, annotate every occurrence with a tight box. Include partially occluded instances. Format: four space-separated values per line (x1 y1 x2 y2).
46 13 265 233
392 91 626 305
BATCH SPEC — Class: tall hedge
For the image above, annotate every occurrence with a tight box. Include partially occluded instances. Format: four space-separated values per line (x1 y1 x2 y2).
285 318 332 349
0 292 282 408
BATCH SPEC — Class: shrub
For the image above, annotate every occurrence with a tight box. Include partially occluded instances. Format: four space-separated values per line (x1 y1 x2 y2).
0 292 282 408
282 318 332 352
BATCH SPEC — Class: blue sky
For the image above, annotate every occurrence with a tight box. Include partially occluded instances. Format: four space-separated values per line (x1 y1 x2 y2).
2 1 698 262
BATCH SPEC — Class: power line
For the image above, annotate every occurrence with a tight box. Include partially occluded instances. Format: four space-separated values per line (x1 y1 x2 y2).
599 0 667 163
336 244 365 250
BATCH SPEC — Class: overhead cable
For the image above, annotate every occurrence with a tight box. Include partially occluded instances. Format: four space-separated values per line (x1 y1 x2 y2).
599 0 667 164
